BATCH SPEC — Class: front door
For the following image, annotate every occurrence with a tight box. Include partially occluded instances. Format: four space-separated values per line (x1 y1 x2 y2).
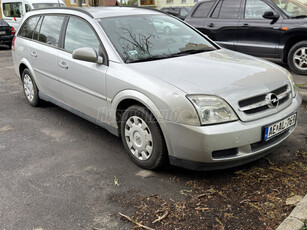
237 0 283 57
58 16 108 122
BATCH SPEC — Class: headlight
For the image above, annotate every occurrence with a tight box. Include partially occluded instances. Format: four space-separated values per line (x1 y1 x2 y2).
187 95 238 125
287 71 298 98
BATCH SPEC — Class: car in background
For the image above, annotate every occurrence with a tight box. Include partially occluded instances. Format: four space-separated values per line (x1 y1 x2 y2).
185 0 307 75
160 7 191 20
12 7 301 171
152 18 180 34
0 19 15 48
1 0 66 29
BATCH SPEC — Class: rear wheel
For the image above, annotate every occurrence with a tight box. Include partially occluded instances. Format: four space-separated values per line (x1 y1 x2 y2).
287 41 307 75
120 105 168 169
22 68 40 107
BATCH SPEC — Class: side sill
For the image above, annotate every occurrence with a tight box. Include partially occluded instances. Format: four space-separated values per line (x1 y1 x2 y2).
39 92 119 137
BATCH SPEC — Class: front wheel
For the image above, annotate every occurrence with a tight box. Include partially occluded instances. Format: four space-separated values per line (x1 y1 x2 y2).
287 41 307 75
120 105 168 170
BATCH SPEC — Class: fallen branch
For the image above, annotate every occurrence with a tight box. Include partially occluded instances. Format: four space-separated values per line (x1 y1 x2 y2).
119 212 155 230
152 210 169 223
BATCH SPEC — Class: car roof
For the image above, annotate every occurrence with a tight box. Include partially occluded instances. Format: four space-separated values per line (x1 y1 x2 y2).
31 6 163 19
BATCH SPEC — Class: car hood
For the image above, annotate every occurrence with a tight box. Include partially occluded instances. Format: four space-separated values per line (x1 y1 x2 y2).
130 49 292 121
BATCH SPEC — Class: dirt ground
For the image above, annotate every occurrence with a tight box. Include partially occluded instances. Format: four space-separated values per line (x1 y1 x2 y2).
112 103 307 230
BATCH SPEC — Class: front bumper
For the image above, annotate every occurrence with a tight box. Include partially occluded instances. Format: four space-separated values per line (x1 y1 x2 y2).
166 94 302 170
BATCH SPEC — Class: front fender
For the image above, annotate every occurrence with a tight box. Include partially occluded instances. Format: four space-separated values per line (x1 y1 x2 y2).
109 89 175 156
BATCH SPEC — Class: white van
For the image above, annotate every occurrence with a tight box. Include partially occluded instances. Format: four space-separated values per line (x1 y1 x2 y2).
0 0 66 29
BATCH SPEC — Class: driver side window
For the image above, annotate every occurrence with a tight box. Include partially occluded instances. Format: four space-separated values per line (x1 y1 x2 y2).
245 0 273 19
64 17 101 53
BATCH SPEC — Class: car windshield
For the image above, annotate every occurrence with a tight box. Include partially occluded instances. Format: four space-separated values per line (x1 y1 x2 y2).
272 0 307 17
32 3 65 8
98 14 217 63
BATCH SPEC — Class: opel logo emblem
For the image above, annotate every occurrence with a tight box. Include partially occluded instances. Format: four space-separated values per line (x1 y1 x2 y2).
266 93 279 108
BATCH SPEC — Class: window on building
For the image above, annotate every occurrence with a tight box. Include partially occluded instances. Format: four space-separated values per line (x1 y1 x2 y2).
70 0 86 4
140 0 155 5
166 0 174 3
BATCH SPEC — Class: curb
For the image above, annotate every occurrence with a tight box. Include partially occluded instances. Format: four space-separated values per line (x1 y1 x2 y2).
276 194 307 230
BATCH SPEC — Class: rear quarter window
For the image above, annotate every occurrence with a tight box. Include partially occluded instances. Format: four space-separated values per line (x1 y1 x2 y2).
18 16 40 39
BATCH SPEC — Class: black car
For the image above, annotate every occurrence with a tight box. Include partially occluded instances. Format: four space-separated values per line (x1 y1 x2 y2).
185 0 307 75
0 19 15 48
160 7 191 20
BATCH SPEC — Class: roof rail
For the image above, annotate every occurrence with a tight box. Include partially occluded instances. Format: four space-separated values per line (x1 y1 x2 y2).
31 7 94 18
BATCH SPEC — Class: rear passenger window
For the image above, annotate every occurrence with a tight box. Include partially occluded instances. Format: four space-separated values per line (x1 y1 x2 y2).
18 16 40 39
192 1 215 18
64 17 100 53
39 15 65 46
217 0 241 19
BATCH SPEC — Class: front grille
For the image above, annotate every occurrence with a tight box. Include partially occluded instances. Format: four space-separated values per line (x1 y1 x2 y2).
238 85 291 115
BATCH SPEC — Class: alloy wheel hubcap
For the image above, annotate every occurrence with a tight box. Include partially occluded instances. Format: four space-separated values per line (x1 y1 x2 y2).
125 116 153 161
293 47 307 71
23 74 34 102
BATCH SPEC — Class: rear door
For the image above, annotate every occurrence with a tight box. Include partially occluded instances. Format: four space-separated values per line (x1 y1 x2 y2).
204 0 242 50
236 0 283 57
58 16 108 120
185 0 216 34
27 15 65 102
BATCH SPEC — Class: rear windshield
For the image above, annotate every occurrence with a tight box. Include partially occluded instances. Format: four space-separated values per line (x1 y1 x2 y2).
0 20 9 26
32 3 65 8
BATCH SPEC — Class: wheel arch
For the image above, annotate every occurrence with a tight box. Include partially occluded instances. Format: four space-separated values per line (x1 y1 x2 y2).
110 90 175 156
282 35 307 63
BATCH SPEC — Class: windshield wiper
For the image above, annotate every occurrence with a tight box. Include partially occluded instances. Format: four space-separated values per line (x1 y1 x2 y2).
126 55 170 63
168 47 215 58
126 47 215 64
292 15 307 19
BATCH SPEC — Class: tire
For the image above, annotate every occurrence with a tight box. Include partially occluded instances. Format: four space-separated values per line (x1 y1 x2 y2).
22 68 40 107
164 26 172 35
287 41 307 75
120 105 168 170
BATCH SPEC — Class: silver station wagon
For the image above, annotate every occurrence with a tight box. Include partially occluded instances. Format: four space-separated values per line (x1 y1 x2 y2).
12 7 302 170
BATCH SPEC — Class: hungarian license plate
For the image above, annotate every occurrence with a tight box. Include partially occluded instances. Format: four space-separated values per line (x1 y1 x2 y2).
264 113 296 141
0 31 6 35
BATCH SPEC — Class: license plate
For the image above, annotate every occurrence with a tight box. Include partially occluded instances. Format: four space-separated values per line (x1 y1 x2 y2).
264 113 296 141
0 31 6 35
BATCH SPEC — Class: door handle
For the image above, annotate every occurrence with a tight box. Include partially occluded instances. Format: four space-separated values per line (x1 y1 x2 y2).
208 23 214 28
242 23 249 27
30 51 37 57
59 62 68 69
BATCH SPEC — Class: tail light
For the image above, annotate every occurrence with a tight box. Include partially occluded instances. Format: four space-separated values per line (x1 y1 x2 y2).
11 27 16 35
11 36 16 51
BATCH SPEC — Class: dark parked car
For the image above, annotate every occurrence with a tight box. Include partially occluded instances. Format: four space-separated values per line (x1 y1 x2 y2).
160 7 191 20
185 0 307 75
0 19 15 48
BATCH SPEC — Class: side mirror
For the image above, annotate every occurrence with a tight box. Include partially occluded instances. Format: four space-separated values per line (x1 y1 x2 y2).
262 11 279 20
72 47 103 64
